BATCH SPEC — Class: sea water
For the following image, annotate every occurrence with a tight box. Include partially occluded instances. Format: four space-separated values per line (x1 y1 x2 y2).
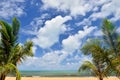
19 70 92 77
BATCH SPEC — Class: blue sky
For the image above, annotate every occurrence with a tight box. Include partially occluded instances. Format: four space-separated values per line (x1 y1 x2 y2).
0 0 120 70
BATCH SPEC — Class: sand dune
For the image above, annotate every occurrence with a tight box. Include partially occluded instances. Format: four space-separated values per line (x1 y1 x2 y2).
5 77 119 80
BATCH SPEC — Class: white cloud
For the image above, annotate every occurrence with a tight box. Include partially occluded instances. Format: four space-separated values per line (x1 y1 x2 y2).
93 30 103 36
32 15 72 48
41 51 63 64
41 0 94 16
117 27 120 33
30 13 50 28
18 51 72 70
90 0 120 21
76 18 92 26
30 26 95 66
18 26 95 70
41 0 114 17
19 0 120 70
62 26 96 54
18 52 92 70
22 13 50 35
18 56 79 70
0 0 25 19
32 46 37 54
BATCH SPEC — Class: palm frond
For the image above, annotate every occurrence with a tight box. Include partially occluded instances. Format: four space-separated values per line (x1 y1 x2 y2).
0 21 10 41
81 39 101 55
0 63 21 80
12 17 20 44
79 61 98 76
102 19 118 55
22 41 34 56
12 17 20 36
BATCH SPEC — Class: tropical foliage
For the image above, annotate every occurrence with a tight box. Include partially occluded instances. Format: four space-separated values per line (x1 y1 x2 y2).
79 19 120 80
0 18 33 80
102 19 120 77
79 39 110 80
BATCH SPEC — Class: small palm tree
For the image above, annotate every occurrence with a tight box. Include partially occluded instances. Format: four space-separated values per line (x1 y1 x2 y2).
79 39 110 80
0 63 21 80
102 19 120 77
0 18 34 80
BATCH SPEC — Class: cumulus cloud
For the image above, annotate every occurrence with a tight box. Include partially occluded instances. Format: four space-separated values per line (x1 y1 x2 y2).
22 13 50 35
19 26 95 70
19 0 120 70
90 0 120 21
62 26 96 54
18 52 75 70
41 0 115 17
18 51 92 70
32 15 72 48
41 0 94 16
0 0 25 19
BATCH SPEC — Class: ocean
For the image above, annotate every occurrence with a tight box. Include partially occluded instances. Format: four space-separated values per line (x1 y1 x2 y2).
19 70 92 77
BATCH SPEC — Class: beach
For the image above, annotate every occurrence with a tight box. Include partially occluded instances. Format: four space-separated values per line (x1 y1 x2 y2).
5 77 119 80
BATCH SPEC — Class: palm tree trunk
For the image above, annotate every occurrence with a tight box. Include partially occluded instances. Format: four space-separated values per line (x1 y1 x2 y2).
97 62 103 80
99 76 103 80
0 73 6 80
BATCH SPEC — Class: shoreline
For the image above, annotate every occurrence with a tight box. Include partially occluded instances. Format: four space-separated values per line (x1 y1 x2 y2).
6 77 119 80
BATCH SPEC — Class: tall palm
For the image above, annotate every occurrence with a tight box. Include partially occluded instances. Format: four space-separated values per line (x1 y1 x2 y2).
0 18 33 80
79 39 110 80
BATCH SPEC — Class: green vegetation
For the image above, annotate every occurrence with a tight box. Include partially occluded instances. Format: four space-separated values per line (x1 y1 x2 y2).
102 19 120 76
0 17 120 80
0 18 34 80
79 19 120 80
79 39 110 80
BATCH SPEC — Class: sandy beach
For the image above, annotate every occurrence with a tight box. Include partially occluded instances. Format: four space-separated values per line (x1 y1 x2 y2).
5 77 119 80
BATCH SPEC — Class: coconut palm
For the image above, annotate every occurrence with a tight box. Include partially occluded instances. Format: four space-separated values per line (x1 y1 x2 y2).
0 63 21 80
0 18 33 80
79 39 111 80
101 19 120 77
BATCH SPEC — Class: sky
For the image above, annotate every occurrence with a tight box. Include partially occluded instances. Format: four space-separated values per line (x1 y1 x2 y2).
0 0 120 70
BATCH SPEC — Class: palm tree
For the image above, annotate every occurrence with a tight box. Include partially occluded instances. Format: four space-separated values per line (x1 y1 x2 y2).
0 18 34 80
101 19 120 77
0 63 21 80
79 39 110 80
